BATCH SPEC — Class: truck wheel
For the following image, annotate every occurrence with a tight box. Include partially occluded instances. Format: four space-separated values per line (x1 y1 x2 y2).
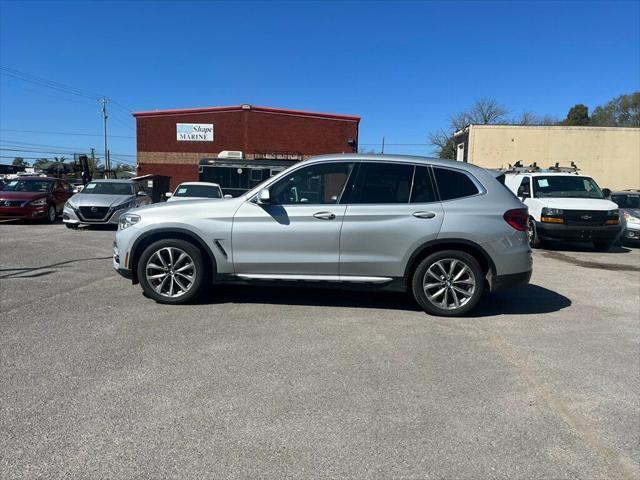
528 218 543 248
411 250 484 317
137 239 208 304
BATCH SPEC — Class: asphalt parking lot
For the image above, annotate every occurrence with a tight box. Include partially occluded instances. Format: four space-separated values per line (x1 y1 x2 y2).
1 221 639 479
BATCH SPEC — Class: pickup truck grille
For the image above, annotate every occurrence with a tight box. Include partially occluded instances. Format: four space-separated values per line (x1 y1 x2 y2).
79 206 110 220
563 210 607 226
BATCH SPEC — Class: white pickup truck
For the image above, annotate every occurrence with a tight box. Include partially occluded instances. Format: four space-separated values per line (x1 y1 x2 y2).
503 168 621 250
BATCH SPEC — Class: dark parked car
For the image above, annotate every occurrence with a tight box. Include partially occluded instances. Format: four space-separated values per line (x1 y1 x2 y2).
0 176 73 222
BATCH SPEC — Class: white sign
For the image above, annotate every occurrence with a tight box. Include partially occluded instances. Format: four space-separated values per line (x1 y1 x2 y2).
176 123 214 142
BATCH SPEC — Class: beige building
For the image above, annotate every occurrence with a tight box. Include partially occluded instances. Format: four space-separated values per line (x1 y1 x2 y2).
453 125 640 190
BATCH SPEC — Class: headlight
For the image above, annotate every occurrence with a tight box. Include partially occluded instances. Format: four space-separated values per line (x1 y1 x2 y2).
119 213 140 230
624 212 640 225
29 197 48 206
116 200 135 210
607 209 619 216
541 207 563 216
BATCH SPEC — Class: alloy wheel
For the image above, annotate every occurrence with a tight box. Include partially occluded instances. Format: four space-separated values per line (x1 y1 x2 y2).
145 247 196 298
423 258 476 310
48 206 56 222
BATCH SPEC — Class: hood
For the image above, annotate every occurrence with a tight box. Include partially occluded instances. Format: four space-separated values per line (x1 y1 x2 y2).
0 191 49 201
167 196 222 202
70 193 134 208
537 197 619 211
129 196 243 220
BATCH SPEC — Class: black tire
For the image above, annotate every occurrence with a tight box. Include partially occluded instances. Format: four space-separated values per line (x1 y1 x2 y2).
528 217 543 248
593 240 614 251
46 205 56 223
65 223 79 230
137 239 208 304
411 250 484 317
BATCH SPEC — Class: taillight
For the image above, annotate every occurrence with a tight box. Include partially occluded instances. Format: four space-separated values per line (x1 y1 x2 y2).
503 208 528 231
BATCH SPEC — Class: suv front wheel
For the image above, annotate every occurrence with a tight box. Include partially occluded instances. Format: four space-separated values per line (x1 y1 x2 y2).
411 250 484 317
138 239 207 304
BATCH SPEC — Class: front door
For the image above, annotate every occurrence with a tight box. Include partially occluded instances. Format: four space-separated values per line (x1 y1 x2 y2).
231 161 355 276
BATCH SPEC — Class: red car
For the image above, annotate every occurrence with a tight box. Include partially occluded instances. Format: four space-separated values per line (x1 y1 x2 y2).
0 176 73 222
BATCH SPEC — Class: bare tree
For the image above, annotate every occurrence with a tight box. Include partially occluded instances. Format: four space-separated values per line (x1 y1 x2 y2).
428 129 456 159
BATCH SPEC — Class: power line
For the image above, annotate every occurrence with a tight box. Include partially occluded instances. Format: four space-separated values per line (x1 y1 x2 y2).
0 66 102 100
0 128 134 139
0 147 136 158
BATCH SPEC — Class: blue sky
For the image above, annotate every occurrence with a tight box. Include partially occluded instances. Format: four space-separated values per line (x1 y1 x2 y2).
1 0 638 165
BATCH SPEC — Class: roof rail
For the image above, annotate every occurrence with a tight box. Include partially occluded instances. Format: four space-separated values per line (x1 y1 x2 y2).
548 161 580 173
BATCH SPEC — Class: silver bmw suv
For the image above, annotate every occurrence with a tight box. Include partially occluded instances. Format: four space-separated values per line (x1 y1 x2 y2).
113 155 532 316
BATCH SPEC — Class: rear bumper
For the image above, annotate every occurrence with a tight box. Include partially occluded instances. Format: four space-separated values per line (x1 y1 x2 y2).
536 221 621 242
489 269 532 292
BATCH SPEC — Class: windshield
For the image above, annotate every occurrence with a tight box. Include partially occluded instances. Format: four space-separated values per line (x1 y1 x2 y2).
612 193 640 209
533 176 603 199
174 184 221 198
3 179 52 192
81 182 133 195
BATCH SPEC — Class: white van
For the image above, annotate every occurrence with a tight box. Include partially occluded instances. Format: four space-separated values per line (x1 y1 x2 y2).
503 165 621 250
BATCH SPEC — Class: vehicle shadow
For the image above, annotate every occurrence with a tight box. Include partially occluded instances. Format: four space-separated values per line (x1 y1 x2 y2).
0 256 112 279
540 241 631 254
472 284 571 317
200 283 571 317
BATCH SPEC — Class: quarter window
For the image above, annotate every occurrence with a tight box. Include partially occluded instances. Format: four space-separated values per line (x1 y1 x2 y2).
269 162 354 205
351 162 414 204
410 166 437 203
433 167 480 201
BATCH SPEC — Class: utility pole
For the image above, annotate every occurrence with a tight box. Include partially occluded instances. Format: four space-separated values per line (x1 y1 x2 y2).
381 136 385 154
101 97 109 178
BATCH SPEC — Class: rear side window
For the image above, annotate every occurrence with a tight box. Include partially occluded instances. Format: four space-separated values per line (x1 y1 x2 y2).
433 167 480 200
410 166 437 203
351 162 413 204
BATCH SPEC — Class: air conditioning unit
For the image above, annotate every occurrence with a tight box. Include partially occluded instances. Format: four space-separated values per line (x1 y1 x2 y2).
217 150 244 159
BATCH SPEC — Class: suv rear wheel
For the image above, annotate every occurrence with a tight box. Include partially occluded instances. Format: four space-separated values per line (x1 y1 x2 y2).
138 239 207 304
411 250 484 317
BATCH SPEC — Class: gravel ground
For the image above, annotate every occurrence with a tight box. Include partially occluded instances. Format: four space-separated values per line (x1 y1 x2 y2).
1 220 639 479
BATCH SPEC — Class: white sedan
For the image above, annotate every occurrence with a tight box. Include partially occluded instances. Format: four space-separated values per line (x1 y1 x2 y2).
165 182 224 202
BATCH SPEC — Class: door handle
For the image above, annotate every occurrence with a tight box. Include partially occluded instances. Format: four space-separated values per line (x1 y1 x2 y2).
313 211 336 220
413 211 436 219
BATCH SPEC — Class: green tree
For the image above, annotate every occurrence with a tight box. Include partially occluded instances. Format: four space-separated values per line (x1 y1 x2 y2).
12 157 28 167
429 98 509 158
562 104 590 126
591 92 640 127
33 158 50 169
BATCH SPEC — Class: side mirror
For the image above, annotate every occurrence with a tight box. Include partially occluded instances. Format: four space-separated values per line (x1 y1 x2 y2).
602 188 611 198
137 191 147 196
257 188 271 205
223 194 233 199
165 192 173 198
517 186 531 198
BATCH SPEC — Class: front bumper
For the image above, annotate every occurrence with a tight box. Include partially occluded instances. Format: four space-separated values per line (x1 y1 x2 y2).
536 221 621 242
622 224 640 243
0 204 49 220
63 205 129 225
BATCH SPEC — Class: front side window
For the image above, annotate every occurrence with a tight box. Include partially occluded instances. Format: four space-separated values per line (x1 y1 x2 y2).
3 179 52 192
81 182 134 195
533 176 603 199
433 167 480 200
174 184 222 199
351 162 414 204
269 162 354 205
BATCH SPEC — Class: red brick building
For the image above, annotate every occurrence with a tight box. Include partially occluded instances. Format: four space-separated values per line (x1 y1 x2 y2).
133 104 360 191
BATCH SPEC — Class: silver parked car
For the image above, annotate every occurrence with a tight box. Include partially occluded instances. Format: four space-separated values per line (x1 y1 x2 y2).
63 179 151 229
165 181 223 202
113 154 532 316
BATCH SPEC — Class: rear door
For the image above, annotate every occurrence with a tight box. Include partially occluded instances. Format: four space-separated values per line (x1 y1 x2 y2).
339 162 444 279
